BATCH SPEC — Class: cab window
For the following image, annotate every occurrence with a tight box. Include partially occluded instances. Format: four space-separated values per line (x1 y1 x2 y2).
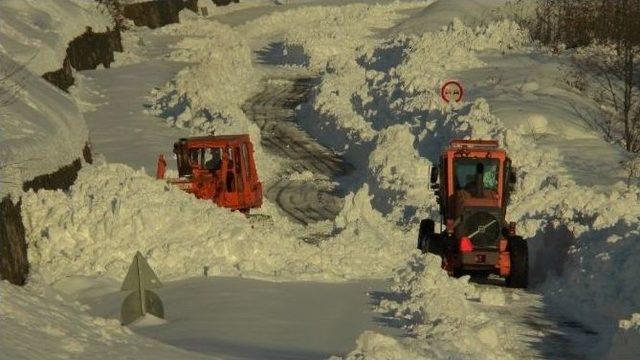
203 148 222 171
454 158 499 191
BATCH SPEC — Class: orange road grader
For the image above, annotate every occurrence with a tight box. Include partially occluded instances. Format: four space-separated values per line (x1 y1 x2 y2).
418 139 528 288
156 135 262 212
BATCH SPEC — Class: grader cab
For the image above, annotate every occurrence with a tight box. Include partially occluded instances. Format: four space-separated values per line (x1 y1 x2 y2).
156 135 262 212
418 139 528 288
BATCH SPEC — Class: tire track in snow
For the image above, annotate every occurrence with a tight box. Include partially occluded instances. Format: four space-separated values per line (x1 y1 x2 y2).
242 77 351 226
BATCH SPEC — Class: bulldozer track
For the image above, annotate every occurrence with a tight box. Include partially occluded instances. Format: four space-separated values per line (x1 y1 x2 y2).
242 77 350 225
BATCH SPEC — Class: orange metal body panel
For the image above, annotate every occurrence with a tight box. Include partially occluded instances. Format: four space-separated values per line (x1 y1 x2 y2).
435 139 516 277
157 135 262 212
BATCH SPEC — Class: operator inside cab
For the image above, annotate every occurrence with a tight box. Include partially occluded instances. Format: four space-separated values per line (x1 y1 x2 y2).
454 159 498 197
204 148 222 172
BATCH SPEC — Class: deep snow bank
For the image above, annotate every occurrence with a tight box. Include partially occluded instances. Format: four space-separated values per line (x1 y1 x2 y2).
21 163 415 284
343 255 517 360
0 0 117 199
278 10 640 357
147 17 279 178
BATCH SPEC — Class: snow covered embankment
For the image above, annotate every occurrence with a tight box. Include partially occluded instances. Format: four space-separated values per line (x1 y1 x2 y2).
0 0 112 198
22 162 412 284
281 15 640 359
0 0 116 286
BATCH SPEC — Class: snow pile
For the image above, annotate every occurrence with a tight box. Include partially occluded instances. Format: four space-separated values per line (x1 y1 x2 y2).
146 18 282 177
239 1 427 48
0 54 88 199
386 0 508 36
295 18 527 142
278 2 430 71
527 182 640 355
0 281 204 359
0 0 111 75
21 163 415 284
150 1 432 137
366 124 433 222
345 255 514 359
152 19 261 135
340 331 422 360
288 12 639 357
395 19 528 111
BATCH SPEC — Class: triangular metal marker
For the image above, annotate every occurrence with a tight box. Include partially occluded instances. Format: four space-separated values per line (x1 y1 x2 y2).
120 251 165 325
121 251 163 291
121 289 165 326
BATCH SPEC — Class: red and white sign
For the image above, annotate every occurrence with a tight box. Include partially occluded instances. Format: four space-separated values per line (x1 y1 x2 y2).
440 80 464 103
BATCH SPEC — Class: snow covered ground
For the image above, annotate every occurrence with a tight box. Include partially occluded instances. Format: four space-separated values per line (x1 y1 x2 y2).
0 51 88 200
73 29 191 172
3 0 640 359
0 0 111 75
0 0 113 200
59 276 399 360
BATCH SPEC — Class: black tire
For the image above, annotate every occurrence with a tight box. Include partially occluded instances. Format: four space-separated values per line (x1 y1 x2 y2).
506 236 528 288
417 219 435 253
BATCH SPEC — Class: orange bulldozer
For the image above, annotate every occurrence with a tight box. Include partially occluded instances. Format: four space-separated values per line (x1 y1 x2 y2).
157 135 262 213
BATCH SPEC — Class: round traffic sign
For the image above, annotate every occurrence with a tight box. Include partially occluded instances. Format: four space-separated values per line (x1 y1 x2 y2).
440 80 464 103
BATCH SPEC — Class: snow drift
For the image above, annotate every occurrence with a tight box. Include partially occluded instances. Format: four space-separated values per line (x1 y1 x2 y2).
0 281 208 359
21 162 416 284
0 0 114 199
274 9 640 358
0 53 88 200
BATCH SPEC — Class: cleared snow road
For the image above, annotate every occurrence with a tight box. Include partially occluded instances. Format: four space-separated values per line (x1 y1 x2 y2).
242 76 351 225
78 32 190 174
78 277 400 360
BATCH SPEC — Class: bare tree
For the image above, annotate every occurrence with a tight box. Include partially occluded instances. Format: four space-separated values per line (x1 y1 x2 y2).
518 0 640 153
596 0 640 152
624 155 640 186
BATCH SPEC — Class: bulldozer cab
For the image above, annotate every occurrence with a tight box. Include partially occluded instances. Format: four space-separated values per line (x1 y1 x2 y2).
179 146 223 175
158 135 263 211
